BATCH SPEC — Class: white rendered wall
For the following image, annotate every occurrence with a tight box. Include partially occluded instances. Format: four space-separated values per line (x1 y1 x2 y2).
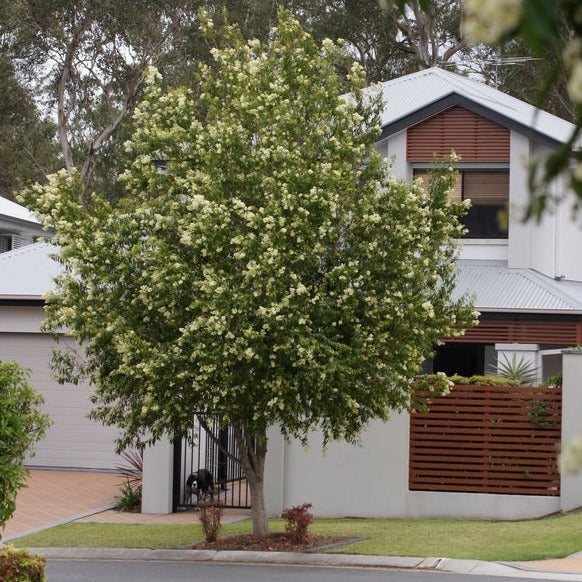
495 343 539 379
552 176 582 281
265 413 410 518
142 437 174 514
263 408 562 519
507 131 534 269
458 240 508 261
384 131 408 180
560 350 582 512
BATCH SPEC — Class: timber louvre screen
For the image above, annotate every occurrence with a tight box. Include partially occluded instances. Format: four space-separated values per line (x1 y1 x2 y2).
409 384 561 496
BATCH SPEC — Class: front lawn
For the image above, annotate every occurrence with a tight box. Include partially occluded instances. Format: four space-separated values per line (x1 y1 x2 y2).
11 511 582 562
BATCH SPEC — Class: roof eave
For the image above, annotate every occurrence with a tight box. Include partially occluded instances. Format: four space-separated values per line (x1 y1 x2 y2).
379 93 564 150
477 307 582 315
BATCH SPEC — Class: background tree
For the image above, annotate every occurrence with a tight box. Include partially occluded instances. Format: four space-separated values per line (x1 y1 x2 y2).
0 360 51 537
24 11 475 537
0 53 59 201
1 0 200 202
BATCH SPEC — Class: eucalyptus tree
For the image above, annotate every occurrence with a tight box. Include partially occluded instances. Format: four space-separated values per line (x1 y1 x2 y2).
0 54 58 201
2 0 199 201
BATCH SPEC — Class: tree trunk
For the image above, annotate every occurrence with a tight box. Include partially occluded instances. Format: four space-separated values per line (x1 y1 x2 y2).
233 425 269 538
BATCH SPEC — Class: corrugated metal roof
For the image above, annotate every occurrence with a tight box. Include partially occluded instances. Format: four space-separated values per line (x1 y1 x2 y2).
377 68 577 146
4 250 582 316
453 260 582 314
0 243 60 299
0 195 40 225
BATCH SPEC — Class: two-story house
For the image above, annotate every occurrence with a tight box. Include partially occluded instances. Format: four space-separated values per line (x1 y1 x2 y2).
376 67 582 382
0 199 120 470
2 68 581 492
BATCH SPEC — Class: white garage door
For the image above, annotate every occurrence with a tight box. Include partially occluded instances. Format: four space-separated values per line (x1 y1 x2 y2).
0 333 121 470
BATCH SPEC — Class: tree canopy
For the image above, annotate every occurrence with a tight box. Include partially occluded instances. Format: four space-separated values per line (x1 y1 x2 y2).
24 10 475 536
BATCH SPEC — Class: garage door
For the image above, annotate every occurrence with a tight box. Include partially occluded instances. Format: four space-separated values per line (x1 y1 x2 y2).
0 333 121 470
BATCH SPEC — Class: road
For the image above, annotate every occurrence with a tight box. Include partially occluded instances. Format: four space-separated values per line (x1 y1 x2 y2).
46 560 546 582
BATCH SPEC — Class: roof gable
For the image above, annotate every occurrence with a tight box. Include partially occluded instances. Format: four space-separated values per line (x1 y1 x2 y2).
0 195 40 225
377 68 576 148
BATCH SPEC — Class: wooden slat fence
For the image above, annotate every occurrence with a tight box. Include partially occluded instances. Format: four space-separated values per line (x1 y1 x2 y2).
409 384 562 496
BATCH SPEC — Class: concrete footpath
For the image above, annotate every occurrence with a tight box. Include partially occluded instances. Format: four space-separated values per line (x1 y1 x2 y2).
19 547 582 581
3 470 582 580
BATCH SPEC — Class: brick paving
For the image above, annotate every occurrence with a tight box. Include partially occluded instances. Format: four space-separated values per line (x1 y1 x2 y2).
1 469 250 542
1 469 120 540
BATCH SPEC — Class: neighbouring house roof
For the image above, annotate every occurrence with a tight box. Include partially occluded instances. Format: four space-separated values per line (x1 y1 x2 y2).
454 260 582 315
0 243 60 300
377 67 577 148
0 195 41 226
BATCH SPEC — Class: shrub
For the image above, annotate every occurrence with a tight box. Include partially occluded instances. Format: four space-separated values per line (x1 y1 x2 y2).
0 360 51 534
114 480 142 512
198 501 223 542
542 372 562 388
281 502 313 544
448 374 521 386
0 546 45 582
489 354 538 386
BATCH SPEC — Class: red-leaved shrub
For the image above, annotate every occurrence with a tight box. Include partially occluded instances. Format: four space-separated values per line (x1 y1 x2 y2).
199 502 223 542
281 502 313 544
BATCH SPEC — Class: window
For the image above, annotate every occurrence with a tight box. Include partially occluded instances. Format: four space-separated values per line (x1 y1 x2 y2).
0 234 12 253
414 169 509 239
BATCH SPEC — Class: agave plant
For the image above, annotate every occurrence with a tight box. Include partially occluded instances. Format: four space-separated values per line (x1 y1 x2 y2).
489 354 538 386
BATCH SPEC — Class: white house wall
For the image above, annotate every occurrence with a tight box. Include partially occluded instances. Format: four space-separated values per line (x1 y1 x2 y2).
507 131 533 269
0 305 46 333
508 138 582 282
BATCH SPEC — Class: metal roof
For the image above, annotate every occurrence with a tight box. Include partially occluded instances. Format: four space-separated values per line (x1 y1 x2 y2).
377 68 577 147
453 260 582 314
0 243 60 299
0 195 40 225
4 247 582 317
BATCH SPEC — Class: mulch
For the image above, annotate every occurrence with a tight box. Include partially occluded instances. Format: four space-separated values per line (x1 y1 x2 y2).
190 533 356 552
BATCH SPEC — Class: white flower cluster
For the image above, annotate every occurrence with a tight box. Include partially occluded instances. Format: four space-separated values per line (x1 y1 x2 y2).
564 38 582 105
463 0 523 44
559 434 582 475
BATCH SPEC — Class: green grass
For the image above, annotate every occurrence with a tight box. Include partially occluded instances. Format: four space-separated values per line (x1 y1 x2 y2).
11 512 582 562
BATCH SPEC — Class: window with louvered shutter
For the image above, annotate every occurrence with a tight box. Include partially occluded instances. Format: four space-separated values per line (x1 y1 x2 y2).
413 169 509 239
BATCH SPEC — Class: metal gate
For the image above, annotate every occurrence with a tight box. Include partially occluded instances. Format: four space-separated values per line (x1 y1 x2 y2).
173 415 252 510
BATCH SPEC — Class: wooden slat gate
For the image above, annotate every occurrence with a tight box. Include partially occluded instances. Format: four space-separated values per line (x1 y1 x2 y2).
409 384 562 496
173 416 252 510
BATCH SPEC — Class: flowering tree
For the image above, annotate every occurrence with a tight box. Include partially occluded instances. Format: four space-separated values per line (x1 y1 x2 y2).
23 11 475 537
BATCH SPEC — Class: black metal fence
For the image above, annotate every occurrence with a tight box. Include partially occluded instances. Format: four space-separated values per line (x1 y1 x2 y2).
173 416 252 510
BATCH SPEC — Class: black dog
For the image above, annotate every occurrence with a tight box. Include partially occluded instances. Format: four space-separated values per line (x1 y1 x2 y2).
186 468 214 503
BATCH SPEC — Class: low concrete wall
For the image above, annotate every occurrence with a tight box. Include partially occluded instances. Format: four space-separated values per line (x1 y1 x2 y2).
264 351 582 519
265 412 560 519
146 350 582 519
560 350 582 512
